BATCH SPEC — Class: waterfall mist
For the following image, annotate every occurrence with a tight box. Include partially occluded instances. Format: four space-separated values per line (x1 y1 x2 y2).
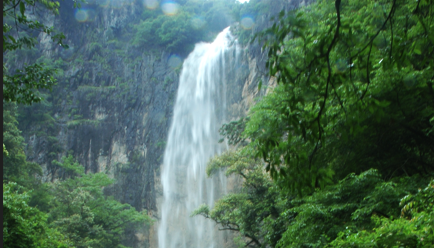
158 27 240 248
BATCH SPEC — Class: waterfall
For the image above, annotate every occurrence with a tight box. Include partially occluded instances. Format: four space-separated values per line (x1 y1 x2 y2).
158 27 239 248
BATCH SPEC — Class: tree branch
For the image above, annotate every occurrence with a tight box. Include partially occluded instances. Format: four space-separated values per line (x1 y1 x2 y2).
359 42 373 100
3 0 22 12
331 80 347 117
350 0 396 60
314 0 341 140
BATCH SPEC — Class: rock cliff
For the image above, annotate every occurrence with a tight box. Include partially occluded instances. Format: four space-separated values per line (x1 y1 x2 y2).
14 0 311 247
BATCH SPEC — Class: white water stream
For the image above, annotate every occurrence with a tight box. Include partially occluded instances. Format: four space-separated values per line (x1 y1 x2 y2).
158 27 239 248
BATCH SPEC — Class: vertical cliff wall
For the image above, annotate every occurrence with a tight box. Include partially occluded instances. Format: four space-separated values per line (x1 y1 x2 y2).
13 0 312 247
16 2 181 247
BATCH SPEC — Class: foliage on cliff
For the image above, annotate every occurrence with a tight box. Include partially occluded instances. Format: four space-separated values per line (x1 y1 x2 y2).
132 10 205 54
131 0 262 54
47 155 153 248
3 182 72 248
3 103 41 186
3 1 254 246
2 0 71 105
3 106 152 247
198 0 434 247
3 149 153 248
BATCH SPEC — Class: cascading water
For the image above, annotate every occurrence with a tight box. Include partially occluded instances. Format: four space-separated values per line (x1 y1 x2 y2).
158 27 239 248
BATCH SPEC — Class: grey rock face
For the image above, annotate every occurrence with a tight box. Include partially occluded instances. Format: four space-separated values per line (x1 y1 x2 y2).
16 0 310 247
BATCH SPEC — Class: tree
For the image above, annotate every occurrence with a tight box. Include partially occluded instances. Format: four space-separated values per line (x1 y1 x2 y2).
132 8 207 55
3 182 72 248
3 102 42 186
192 149 287 247
275 170 429 247
3 0 70 105
245 0 434 194
47 155 153 248
3 0 72 161
328 179 434 248
196 151 432 247
203 0 434 246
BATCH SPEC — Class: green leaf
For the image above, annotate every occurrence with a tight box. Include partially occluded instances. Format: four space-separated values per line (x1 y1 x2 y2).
19 1 25 16
8 35 16 43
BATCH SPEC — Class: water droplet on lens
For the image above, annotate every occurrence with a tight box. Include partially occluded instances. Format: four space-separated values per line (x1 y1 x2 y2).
240 16 254 29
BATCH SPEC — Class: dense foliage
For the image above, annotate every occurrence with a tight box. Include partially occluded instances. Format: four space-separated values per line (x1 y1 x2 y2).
193 149 285 247
196 0 434 247
249 0 434 193
3 2 153 246
197 152 433 247
3 126 153 247
132 9 206 55
47 155 152 248
3 0 70 105
4 0 433 247
3 107 153 247
3 182 71 248
130 0 264 54
3 103 41 185
3 1 264 246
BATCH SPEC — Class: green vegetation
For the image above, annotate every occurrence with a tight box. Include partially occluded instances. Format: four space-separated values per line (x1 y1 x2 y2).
131 0 246 55
48 156 152 248
192 149 284 247
195 0 434 247
230 0 270 45
3 140 153 247
3 103 42 187
3 182 72 248
196 150 433 247
250 0 434 193
3 0 69 105
5 0 433 247
3 1 154 246
4 85 150 248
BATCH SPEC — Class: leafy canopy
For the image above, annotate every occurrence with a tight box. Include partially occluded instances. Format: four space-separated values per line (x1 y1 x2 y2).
197 152 432 247
244 0 434 194
193 148 287 248
201 0 434 246
3 0 72 105
47 155 154 248
3 182 72 248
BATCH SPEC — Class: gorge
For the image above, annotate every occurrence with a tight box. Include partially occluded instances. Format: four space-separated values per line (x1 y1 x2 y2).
5 0 434 247
4 0 371 247
6 0 276 246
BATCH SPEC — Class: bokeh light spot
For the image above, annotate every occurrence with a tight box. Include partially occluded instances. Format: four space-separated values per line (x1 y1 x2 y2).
403 74 416 88
240 16 254 29
334 59 348 73
75 9 89 22
168 55 182 69
74 8 96 22
191 16 206 30
144 0 159 9
161 1 179 16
